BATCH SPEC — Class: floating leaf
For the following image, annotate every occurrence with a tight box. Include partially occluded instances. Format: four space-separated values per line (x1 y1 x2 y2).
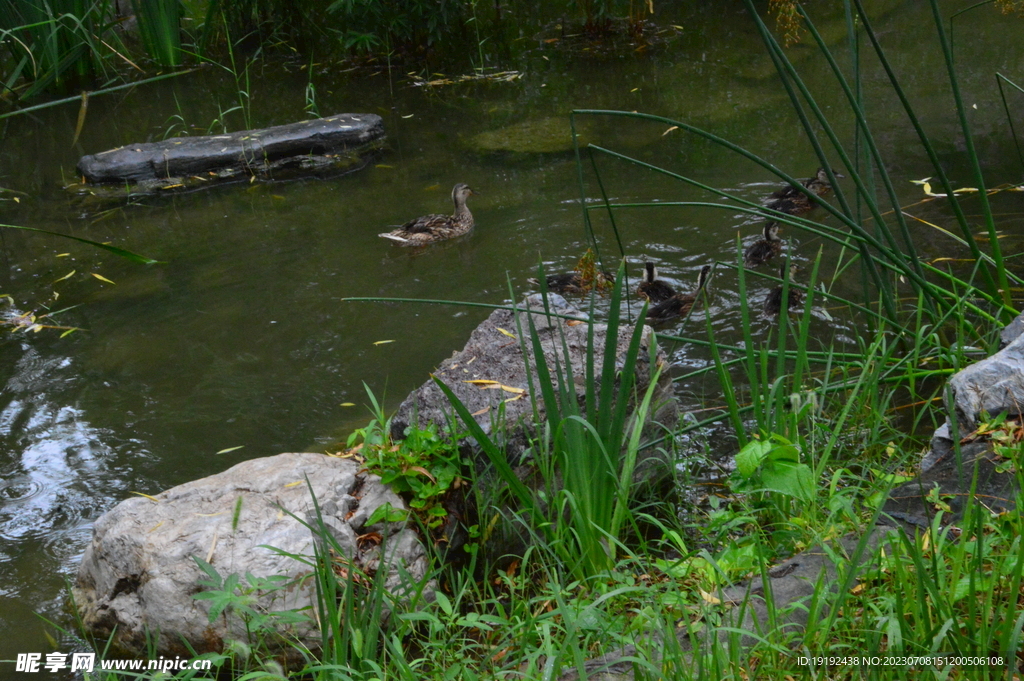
53 270 76 283
662 126 679 136
56 253 70 257
91 273 116 285
216 445 245 454
373 339 395 345
340 402 356 407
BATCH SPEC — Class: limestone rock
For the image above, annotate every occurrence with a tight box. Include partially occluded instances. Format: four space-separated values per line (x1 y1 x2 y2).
945 331 1024 434
391 294 678 488
73 452 427 658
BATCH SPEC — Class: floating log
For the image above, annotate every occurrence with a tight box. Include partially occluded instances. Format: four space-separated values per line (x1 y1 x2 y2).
75 113 385 188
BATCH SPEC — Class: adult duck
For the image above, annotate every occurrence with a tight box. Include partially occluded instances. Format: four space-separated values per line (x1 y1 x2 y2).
636 262 676 304
646 265 713 324
379 183 476 245
743 222 783 268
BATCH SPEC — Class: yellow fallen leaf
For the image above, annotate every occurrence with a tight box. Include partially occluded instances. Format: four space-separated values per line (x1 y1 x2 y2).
496 327 516 338
566 320 585 326
216 445 245 454
464 379 499 385
56 253 70 258
699 589 721 605
373 339 395 345
471 406 491 416
630 87 640 92
284 480 304 488
504 394 524 403
401 114 414 119
91 273 115 285
12 197 19 203
148 521 164 532
53 270 76 283
498 384 525 394
340 402 356 407
161 183 184 189
662 126 679 136
131 492 160 502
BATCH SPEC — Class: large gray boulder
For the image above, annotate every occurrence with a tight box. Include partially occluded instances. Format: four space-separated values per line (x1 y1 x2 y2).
76 113 384 185
391 294 678 487
73 452 428 658
945 329 1024 434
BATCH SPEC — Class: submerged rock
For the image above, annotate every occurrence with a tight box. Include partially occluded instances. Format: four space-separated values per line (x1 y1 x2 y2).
73 452 428 658
469 117 592 154
391 294 678 489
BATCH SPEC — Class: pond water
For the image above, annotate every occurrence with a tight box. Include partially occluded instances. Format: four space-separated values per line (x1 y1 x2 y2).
0 0 1022 667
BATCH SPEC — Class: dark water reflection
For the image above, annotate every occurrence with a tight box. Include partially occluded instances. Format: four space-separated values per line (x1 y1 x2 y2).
0 0 1022 664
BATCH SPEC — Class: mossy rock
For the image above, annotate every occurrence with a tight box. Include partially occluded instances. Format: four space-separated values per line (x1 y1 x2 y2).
468 117 594 155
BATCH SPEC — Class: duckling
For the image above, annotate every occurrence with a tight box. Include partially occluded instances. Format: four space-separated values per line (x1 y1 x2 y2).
538 270 614 295
646 265 713 324
379 183 476 245
743 222 783 268
636 262 676 304
528 248 613 296
763 261 805 317
764 167 843 216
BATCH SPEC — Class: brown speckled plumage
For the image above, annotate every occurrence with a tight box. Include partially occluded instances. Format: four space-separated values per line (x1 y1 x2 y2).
636 262 676 304
744 222 783 268
764 167 841 216
380 183 476 245
763 262 805 316
646 265 713 324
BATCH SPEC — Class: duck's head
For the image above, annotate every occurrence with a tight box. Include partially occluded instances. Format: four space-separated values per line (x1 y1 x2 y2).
696 264 713 290
764 221 781 240
643 261 658 282
816 167 845 182
452 183 477 205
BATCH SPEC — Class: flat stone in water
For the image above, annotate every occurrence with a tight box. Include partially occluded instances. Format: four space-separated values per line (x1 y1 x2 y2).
74 113 385 187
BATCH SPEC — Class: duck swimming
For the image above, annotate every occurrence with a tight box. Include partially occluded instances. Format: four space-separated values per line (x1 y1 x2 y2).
379 183 476 245
743 222 783 268
529 248 613 296
764 167 842 216
763 261 805 316
646 265 713 324
636 262 676 304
